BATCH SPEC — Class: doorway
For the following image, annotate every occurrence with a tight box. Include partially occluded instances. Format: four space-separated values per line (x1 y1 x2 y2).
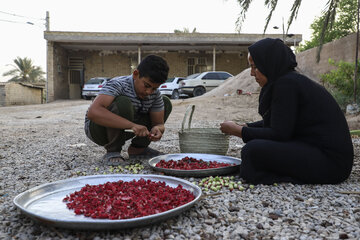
68 57 84 99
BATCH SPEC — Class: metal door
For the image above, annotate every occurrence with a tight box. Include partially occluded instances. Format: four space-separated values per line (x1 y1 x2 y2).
68 57 84 99
69 70 82 99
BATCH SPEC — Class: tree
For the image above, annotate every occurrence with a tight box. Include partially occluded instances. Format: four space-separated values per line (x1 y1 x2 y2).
320 59 360 110
236 0 360 104
174 27 198 34
235 0 358 61
2 57 45 83
297 0 357 52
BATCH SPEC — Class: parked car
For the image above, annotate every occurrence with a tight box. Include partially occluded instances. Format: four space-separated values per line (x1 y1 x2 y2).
82 77 110 100
158 77 186 99
179 71 233 97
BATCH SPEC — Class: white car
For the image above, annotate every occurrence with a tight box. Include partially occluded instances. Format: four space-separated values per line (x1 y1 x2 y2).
179 71 233 97
82 77 110 100
158 77 186 99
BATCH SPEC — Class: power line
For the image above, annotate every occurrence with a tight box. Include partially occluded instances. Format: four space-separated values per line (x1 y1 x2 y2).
0 18 30 24
0 10 44 21
0 18 45 29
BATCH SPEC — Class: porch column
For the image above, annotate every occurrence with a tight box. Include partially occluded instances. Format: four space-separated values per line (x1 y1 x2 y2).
138 46 141 64
212 46 216 71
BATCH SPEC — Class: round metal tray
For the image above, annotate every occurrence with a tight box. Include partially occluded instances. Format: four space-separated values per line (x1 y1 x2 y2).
148 153 241 177
13 174 202 230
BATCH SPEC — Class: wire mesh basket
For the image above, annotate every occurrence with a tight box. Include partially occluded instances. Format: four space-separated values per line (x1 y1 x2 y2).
178 105 229 155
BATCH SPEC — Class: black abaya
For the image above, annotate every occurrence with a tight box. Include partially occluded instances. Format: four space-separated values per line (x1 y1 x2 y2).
241 38 353 184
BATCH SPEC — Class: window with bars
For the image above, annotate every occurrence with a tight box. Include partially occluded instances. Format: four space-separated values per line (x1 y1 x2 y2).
198 57 206 65
188 58 195 75
187 57 208 75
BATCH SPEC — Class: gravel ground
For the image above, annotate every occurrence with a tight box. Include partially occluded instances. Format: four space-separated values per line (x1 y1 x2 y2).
1 98 360 240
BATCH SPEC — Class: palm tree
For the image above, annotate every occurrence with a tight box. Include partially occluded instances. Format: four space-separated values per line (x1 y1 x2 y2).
174 27 198 34
2 57 45 83
236 0 360 102
235 0 358 62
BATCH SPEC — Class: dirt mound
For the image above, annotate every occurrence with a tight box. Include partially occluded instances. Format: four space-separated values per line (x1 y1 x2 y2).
201 68 260 97
170 68 261 123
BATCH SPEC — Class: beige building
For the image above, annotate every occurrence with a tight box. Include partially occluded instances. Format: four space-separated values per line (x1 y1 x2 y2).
44 31 301 102
0 82 44 106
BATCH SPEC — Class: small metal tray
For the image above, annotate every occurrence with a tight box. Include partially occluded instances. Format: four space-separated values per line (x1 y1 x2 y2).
148 153 241 177
13 174 202 230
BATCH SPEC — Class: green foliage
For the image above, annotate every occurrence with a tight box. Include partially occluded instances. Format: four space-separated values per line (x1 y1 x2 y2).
2 57 45 83
297 0 357 52
174 27 198 34
234 0 356 61
321 59 360 110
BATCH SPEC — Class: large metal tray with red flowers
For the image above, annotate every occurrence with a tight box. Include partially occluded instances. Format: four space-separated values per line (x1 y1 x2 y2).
13 174 202 230
148 153 241 177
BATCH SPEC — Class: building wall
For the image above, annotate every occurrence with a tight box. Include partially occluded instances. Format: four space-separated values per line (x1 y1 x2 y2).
215 52 248 75
0 84 6 106
296 33 359 82
49 47 249 100
166 52 187 77
47 41 55 102
74 50 247 81
0 83 43 106
47 42 69 102
54 43 69 99
82 51 132 80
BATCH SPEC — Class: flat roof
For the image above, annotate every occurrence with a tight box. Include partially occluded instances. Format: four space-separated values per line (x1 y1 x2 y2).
44 31 302 52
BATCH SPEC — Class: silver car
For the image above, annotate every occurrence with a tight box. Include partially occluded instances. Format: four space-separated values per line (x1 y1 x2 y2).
179 71 233 97
158 77 185 99
82 77 110 100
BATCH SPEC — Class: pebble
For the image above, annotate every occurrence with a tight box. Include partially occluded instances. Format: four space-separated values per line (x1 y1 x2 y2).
1 101 360 239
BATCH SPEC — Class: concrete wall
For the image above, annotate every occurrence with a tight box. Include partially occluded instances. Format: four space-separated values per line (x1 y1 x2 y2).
54 43 69 99
82 51 133 80
80 51 246 80
296 33 359 82
47 41 55 102
47 42 69 102
49 48 248 100
0 83 43 106
0 85 5 106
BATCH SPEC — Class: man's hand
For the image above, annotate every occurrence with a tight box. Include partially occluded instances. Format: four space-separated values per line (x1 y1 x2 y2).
148 126 163 141
131 124 150 137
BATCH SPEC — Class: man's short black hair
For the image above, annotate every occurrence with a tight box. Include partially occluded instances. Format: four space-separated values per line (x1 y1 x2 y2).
137 55 169 84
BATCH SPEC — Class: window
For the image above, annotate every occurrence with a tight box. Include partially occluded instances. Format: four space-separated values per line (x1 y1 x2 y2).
176 78 184 83
188 57 208 75
202 72 219 80
198 57 206 65
218 72 232 80
185 73 201 79
188 58 195 75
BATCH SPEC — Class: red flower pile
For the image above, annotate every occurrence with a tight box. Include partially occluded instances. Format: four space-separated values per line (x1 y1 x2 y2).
155 156 235 170
63 178 195 219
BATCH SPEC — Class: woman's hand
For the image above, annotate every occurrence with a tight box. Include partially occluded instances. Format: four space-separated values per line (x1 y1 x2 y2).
220 121 244 138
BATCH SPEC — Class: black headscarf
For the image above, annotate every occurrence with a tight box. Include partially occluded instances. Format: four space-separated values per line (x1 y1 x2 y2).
248 38 297 126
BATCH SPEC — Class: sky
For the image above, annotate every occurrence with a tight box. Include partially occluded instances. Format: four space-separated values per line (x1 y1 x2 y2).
0 0 328 82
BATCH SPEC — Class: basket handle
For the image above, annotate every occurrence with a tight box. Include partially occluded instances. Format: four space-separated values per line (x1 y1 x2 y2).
181 104 195 131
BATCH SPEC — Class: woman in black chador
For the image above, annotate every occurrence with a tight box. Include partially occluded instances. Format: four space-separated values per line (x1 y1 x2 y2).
220 38 353 184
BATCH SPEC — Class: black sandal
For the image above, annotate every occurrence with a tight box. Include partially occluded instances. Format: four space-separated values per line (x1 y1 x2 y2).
129 147 164 160
102 152 126 166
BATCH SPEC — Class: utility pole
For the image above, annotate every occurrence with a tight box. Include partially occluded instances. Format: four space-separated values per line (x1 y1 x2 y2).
45 11 50 103
45 11 49 31
354 0 359 104
273 17 285 42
